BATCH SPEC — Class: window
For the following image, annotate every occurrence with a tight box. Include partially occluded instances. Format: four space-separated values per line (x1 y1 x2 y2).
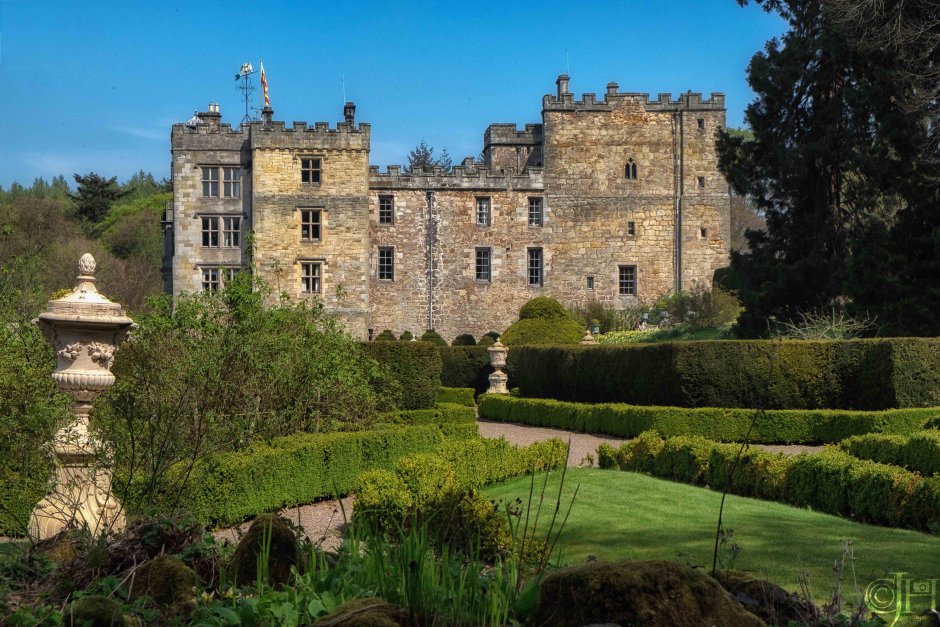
202 267 220 292
587 276 595 290
300 209 322 241
301 262 321 294
378 247 394 280
619 265 637 296
527 248 543 286
223 167 241 197
528 197 543 226
379 195 395 225
698 176 706 189
627 221 636 237
475 247 492 282
476 197 491 226
697 118 706 130
625 157 638 180
700 227 708 239
201 217 219 247
223 217 240 247
301 157 322 184
224 267 239 283
201 166 240 198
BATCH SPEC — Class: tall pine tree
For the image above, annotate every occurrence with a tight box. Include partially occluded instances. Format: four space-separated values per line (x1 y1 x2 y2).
717 0 930 336
68 172 127 225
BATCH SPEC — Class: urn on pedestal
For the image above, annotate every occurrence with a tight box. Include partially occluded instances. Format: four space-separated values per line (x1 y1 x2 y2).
486 340 509 395
28 254 135 540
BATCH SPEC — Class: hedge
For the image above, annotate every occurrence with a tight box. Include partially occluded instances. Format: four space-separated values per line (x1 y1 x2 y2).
436 387 476 407
480 395 939 444
439 346 491 395
840 430 940 476
599 433 940 531
361 340 442 410
506 338 940 410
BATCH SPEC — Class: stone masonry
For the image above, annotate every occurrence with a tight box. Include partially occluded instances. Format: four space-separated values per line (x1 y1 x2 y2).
167 76 730 341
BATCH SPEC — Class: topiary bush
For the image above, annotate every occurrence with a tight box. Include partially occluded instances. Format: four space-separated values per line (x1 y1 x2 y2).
451 333 477 346
501 297 584 347
419 329 447 346
439 345 491 394
373 329 398 342
231 513 299 586
361 340 442 410
399 330 414 341
840 430 940 476
477 335 495 347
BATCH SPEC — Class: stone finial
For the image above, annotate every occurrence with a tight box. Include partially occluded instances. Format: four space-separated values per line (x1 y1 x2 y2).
79 253 96 276
580 330 598 345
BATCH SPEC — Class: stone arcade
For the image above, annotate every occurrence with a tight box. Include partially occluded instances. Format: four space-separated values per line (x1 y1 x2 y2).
166 76 730 341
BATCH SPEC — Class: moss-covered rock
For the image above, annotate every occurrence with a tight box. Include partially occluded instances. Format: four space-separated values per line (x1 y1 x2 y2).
63 594 126 626
716 569 816 625
533 559 766 627
313 597 406 626
231 513 299 587
34 528 86 567
130 554 197 612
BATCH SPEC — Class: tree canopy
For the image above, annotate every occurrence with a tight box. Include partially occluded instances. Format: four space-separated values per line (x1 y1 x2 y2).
68 172 128 224
406 140 453 174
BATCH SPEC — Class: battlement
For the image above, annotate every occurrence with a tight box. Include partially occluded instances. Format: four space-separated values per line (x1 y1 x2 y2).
249 119 371 151
369 162 543 191
483 123 543 147
543 78 725 112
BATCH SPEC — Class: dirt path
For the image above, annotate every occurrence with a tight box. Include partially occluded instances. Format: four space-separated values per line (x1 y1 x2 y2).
213 419 823 543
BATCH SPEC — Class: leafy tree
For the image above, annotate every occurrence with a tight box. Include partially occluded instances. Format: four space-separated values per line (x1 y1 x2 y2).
717 0 932 336
406 140 453 173
68 172 127 224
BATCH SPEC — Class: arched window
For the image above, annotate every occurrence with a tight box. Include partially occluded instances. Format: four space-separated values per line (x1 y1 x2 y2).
625 157 638 180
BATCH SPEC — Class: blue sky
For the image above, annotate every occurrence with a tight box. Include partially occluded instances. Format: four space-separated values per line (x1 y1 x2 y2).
0 1 786 189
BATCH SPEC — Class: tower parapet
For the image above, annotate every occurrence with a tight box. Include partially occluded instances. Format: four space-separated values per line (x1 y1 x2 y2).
542 76 725 112
370 163 543 191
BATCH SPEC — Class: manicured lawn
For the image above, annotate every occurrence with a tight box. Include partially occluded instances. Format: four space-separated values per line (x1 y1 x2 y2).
485 468 940 607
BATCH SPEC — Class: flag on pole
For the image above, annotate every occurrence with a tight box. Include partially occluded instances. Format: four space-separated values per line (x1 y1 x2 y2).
260 62 270 107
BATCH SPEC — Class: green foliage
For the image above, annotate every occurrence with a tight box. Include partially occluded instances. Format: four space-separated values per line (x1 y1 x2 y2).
98 192 169 265
478 395 938 444
477 335 495 347
361 340 442 410
507 338 940 409
436 387 476 408
373 329 398 342
501 318 584 347
518 296 569 320
63 594 126 626
774 308 877 340
840 431 940 476
451 333 476 346
231 514 299 587
439 345 490 395
399 330 413 341
406 140 453 174
68 172 128 224
604 434 940 531
652 283 741 329
418 329 447 346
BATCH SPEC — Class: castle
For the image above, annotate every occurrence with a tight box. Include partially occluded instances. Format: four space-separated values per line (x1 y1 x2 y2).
165 75 731 341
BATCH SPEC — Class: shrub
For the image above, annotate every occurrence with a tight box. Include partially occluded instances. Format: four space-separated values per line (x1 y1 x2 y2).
602 434 940 531
483 331 501 341
451 333 476 346
840 430 940 476
477 335 495 347
373 329 397 342
420 329 447 346
479 395 936 444
436 387 476 407
439 345 491 394
399 330 413 341
519 297 569 320
653 283 741 329
501 318 585 346
361 340 442 410
506 338 940 409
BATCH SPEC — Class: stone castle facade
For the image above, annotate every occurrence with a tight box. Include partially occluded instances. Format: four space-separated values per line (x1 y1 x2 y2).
166 75 730 341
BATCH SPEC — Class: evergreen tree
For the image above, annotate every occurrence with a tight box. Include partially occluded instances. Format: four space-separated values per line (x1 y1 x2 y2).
717 0 931 336
406 140 453 173
68 172 127 224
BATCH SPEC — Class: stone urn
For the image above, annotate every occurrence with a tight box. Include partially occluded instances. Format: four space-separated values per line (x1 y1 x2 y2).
29 254 136 540
486 340 509 395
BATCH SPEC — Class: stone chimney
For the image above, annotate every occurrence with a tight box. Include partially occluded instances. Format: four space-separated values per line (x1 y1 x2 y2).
261 105 274 125
196 102 221 132
344 101 356 125
606 82 619 96
556 74 570 98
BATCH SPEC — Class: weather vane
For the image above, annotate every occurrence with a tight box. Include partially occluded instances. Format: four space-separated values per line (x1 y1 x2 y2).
235 62 257 126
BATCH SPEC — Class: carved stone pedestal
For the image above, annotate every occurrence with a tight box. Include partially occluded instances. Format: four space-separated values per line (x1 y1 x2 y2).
29 254 134 541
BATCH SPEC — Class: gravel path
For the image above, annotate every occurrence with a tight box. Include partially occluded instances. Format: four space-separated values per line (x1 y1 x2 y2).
214 419 823 543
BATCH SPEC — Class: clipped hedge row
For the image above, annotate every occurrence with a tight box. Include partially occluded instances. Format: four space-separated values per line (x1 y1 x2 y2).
435 387 476 407
361 340 442 410
507 338 940 410
599 433 940 531
479 395 939 444
375 402 475 426
167 420 478 526
355 438 568 528
439 346 491 395
840 431 940 476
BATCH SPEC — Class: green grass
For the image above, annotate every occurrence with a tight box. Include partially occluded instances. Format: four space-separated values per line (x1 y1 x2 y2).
485 468 940 607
